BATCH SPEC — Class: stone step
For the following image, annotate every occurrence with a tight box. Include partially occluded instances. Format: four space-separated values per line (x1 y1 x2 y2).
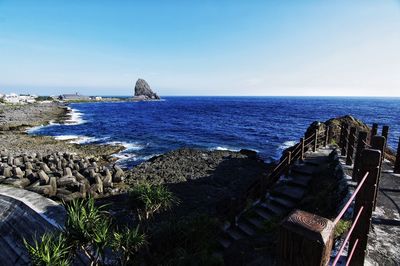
269 196 296 209
226 227 246 241
217 236 232 249
246 217 265 230
291 165 316 176
285 174 312 188
260 201 287 216
271 185 306 201
254 206 273 220
237 219 256 236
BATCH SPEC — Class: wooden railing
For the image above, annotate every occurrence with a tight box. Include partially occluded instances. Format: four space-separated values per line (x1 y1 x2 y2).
277 120 400 266
217 125 332 225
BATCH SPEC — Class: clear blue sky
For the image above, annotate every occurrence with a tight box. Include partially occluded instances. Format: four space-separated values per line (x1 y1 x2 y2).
0 0 399 96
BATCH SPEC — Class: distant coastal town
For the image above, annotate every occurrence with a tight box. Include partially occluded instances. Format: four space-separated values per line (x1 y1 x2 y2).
0 92 104 104
0 78 160 105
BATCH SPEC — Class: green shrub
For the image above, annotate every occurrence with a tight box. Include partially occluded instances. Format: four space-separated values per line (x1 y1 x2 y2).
112 226 147 265
23 233 71 266
128 183 178 221
35 96 53 101
334 219 351 238
64 197 111 263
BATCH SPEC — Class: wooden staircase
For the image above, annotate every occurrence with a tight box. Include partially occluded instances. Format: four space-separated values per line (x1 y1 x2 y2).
216 147 333 255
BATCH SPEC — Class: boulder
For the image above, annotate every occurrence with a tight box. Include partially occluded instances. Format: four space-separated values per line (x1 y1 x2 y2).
57 176 77 187
38 170 50 184
103 169 113 187
40 163 51 173
134 78 160 100
3 167 12 178
95 174 103 194
49 177 57 196
27 185 52 196
64 167 73 177
4 177 31 188
113 165 125 182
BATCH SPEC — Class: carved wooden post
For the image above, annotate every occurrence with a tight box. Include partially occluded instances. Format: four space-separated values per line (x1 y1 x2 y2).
313 129 318 152
370 123 378 144
300 137 305 161
327 125 333 145
371 136 385 210
341 124 349 156
382 125 389 148
340 123 348 148
352 131 367 181
395 137 400 174
277 210 334 266
286 151 292 175
324 126 330 147
348 149 381 266
346 127 357 166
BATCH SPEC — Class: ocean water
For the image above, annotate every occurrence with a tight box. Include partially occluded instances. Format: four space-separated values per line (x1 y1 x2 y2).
28 97 400 168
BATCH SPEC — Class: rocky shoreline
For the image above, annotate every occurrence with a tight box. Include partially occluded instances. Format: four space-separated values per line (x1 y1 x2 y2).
0 102 124 158
0 102 269 215
0 102 132 200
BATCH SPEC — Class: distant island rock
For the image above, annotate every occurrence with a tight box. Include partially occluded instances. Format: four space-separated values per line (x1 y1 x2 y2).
134 79 160 100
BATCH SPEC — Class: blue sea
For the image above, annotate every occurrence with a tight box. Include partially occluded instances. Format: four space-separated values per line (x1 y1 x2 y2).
28 97 400 168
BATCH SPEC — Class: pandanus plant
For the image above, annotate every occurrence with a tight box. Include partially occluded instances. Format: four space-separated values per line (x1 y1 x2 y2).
63 197 112 265
23 233 71 266
112 225 147 265
128 183 179 222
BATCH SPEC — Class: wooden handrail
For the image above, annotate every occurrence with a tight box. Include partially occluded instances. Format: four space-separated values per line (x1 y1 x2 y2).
304 132 316 143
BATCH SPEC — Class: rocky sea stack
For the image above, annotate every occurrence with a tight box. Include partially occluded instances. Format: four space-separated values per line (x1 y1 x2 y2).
134 78 160 100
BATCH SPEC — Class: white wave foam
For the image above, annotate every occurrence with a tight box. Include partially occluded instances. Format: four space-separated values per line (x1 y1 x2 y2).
106 141 144 151
53 135 110 145
113 153 159 164
54 135 80 141
211 146 240 152
26 120 58 134
274 140 297 159
65 107 86 125
70 136 110 144
278 141 297 151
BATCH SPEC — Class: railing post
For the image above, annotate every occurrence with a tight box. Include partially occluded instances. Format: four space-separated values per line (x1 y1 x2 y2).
370 136 385 210
340 123 347 148
395 137 400 174
370 123 378 144
346 127 357 166
327 125 333 145
286 151 292 175
277 210 334 266
313 129 318 152
352 131 367 181
341 124 349 156
324 126 330 147
300 138 305 161
348 149 381 266
382 125 389 148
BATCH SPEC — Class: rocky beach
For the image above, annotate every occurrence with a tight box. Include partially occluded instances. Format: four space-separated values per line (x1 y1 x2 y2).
0 102 123 157
0 102 269 213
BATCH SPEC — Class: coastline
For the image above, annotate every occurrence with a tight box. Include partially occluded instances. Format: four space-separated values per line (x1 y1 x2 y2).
0 102 124 161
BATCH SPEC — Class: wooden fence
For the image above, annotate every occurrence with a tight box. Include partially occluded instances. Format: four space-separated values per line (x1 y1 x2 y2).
277 122 400 266
218 125 332 225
